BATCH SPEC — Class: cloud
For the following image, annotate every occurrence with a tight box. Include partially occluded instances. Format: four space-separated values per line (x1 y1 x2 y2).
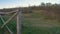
19 0 60 7
0 0 60 9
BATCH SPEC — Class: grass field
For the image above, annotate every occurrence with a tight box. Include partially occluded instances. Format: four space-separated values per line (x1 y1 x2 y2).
21 11 60 34
0 10 60 34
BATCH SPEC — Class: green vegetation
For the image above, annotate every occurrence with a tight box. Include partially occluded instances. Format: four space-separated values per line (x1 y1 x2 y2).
21 11 60 34
0 10 60 34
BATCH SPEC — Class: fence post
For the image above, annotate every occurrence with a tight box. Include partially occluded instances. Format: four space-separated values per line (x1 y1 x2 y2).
17 9 22 34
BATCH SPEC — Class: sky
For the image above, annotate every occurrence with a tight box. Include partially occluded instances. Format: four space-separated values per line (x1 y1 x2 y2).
0 0 60 9
0 0 19 9
20 0 60 7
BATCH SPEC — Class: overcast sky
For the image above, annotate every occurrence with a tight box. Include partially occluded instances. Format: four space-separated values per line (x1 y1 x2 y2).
20 0 60 7
0 0 60 9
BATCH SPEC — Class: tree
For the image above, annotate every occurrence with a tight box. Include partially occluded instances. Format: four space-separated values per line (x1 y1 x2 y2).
46 3 52 6
41 2 45 6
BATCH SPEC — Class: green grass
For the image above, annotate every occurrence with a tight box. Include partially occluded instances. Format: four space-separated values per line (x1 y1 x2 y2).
22 26 60 34
21 23 60 34
21 12 60 34
0 11 60 34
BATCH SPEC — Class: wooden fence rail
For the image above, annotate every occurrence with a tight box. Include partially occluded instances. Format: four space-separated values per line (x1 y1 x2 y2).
0 9 21 34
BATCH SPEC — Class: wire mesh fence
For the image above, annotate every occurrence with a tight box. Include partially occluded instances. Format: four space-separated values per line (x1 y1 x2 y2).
0 9 21 34
0 13 17 34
